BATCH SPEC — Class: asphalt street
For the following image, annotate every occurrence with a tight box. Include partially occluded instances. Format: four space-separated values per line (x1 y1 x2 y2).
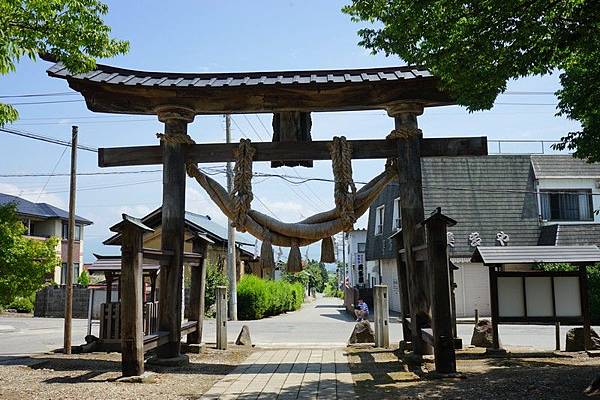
0 296 593 357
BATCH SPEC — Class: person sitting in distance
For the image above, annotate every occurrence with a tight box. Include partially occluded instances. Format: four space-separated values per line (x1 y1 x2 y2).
354 299 369 321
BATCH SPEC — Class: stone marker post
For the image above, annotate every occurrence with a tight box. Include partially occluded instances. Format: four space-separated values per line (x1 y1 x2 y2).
216 286 228 350
374 285 390 348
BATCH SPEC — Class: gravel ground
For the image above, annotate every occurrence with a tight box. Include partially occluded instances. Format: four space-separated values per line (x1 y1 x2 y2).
0 347 252 400
348 346 600 399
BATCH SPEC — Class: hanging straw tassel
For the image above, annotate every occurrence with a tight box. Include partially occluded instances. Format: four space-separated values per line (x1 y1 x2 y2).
320 237 335 263
287 242 302 273
259 230 275 277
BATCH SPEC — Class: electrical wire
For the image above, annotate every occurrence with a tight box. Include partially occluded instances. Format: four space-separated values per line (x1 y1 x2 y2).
0 92 79 99
1 127 98 152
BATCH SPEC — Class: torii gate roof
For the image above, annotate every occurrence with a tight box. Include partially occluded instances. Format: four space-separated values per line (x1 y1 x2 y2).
46 62 455 115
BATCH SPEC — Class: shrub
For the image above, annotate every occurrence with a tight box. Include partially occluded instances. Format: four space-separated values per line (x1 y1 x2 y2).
77 270 90 286
8 296 33 313
205 263 228 313
237 275 305 320
237 275 270 320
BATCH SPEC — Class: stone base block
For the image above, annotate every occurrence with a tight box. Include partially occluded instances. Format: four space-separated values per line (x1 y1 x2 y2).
146 354 189 367
117 371 157 383
181 343 205 354
485 347 508 357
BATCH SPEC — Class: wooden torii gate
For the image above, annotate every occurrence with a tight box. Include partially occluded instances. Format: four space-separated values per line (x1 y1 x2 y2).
47 62 487 374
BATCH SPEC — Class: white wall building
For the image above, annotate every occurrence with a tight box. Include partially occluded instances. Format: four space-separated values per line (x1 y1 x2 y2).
365 154 600 317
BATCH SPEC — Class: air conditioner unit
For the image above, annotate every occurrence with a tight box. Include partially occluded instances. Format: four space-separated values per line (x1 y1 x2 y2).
595 179 600 189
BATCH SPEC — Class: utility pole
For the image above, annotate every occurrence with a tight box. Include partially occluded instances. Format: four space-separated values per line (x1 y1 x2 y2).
225 114 237 320
63 126 78 354
342 232 346 284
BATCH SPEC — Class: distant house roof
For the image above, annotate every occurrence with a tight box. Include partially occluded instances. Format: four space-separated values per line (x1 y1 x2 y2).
104 207 256 250
538 224 600 246
531 155 600 178
0 193 92 225
471 245 600 265
366 155 540 260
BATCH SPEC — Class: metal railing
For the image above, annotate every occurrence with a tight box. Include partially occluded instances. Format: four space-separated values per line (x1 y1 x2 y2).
487 139 568 155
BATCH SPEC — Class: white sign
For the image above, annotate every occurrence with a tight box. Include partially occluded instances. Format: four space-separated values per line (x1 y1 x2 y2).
447 232 455 247
496 231 510 246
469 232 482 247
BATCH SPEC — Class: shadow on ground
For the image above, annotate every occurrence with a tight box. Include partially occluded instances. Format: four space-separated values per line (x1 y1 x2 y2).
348 348 599 400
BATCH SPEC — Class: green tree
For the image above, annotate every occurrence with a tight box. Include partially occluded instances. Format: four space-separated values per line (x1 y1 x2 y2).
0 203 59 306
0 0 129 125
343 1 600 161
304 260 328 293
77 269 90 286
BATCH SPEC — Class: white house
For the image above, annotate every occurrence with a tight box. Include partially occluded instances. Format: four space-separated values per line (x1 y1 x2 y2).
0 193 93 284
344 229 367 287
365 154 600 317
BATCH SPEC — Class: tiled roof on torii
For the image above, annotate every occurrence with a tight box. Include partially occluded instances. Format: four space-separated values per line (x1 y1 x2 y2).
46 62 455 115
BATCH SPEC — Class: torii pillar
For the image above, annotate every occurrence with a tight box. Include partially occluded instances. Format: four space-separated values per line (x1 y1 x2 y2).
388 102 433 356
156 106 195 361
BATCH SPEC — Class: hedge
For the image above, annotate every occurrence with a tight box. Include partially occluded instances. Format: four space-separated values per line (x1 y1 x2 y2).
237 275 304 320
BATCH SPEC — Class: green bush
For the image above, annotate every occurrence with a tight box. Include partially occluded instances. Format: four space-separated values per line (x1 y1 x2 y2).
237 275 304 320
205 263 228 314
77 270 90 286
8 296 33 313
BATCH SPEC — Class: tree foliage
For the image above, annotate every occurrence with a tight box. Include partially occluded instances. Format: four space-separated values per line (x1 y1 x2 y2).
0 203 59 306
343 1 600 161
0 0 129 125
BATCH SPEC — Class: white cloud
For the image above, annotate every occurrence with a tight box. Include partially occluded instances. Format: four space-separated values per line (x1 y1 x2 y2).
0 182 65 208
185 187 228 226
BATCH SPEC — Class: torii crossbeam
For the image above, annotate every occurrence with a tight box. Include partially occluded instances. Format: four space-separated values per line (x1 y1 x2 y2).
47 61 488 370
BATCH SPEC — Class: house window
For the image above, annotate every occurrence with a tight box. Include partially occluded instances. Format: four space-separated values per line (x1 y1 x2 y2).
357 242 366 253
540 189 593 221
62 222 82 240
60 262 80 285
393 197 401 230
375 205 385 235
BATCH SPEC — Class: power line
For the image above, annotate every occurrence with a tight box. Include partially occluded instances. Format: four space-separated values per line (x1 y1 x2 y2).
7 99 85 106
36 146 68 202
10 118 154 126
0 92 79 99
0 169 163 177
0 127 98 152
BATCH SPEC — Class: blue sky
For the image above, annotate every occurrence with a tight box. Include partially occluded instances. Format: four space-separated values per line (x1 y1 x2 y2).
1 0 580 262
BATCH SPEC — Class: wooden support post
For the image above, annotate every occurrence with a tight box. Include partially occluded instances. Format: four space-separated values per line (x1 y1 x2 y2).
216 286 228 350
423 208 456 374
394 235 412 345
187 239 208 344
580 265 592 351
555 322 561 351
489 266 501 350
112 215 153 377
388 102 432 356
106 272 113 303
156 106 194 359
149 271 157 303
374 285 390 348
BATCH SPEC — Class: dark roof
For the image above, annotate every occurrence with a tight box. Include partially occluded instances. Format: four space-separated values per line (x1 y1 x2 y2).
531 155 600 178
47 63 434 89
538 224 600 246
104 207 256 249
0 193 92 225
471 245 600 265
87 257 160 275
366 155 540 260
46 62 454 114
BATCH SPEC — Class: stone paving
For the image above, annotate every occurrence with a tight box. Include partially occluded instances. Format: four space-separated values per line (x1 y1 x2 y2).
200 349 355 399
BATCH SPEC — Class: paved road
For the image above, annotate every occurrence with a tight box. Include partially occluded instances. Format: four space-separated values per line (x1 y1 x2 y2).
0 296 595 356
